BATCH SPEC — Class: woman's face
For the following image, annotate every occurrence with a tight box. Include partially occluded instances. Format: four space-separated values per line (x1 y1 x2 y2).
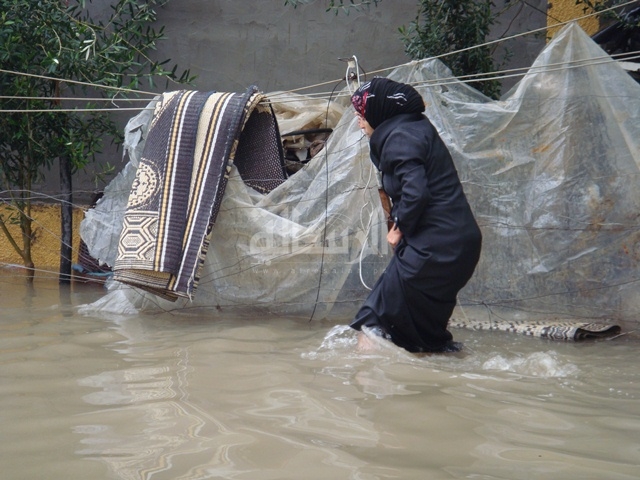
356 113 374 138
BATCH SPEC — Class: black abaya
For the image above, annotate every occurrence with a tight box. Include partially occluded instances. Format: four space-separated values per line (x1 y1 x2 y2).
351 112 482 353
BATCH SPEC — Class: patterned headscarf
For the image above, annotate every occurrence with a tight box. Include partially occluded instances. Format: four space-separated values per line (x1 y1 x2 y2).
351 77 425 129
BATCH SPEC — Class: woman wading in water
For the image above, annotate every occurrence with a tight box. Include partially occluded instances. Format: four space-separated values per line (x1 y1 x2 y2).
350 78 482 353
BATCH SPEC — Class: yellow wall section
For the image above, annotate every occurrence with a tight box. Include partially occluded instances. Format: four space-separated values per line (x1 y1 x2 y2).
0 204 87 272
548 0 601 38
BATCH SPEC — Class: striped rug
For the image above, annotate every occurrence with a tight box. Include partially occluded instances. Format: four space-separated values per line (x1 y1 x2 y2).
113 87 286 300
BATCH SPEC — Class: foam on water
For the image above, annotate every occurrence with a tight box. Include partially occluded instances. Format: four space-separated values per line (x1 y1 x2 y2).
305 324 581 382
481 351 580 378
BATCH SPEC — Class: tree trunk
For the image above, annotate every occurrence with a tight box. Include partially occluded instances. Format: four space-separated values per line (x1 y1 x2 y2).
59 155 73 284
20 216 35 283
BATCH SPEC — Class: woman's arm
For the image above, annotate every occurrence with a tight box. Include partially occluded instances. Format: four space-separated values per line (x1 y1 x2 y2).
381 130 431 236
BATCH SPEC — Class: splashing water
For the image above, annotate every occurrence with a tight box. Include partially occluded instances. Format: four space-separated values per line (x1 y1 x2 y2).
482 351 579 378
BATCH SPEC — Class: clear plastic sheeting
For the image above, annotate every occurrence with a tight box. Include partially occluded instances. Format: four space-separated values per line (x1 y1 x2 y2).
81 88 384 319
80 24 640 323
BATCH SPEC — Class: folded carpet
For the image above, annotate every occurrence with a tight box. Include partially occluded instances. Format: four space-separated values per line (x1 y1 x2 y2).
113 87 286 300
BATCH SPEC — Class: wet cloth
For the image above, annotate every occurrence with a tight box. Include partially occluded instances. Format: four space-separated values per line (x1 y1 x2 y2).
350 111 482 352
114 87 286 300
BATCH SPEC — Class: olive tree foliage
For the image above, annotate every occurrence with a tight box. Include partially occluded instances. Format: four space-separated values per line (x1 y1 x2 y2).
285 0 502 98
578 0 640 23
399 0 501 99
576 0 640 19
284 0 381 15
0 0 193 277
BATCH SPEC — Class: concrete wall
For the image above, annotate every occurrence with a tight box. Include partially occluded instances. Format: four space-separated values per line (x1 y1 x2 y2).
152 0 550 94
152 0 418 94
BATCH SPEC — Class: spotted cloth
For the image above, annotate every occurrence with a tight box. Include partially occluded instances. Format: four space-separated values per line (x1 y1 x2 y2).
114 87 286 300
449 317 621 340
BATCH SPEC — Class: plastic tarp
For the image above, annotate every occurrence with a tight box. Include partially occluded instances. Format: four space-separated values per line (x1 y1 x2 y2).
80 24 640 323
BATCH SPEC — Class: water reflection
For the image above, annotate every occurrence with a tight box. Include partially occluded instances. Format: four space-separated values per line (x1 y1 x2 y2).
73 318 385 479
75 349 235 479
70 313 640 479
2 277 639 480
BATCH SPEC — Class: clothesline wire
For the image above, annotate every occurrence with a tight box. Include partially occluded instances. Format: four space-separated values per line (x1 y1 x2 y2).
0 0 636 110
0 95 155 102
266 50 640 104
3 49 637 113
0 107 155 113
0 67 159 97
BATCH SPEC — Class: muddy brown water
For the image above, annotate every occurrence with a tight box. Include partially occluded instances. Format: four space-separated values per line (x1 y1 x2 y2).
1 273 639 480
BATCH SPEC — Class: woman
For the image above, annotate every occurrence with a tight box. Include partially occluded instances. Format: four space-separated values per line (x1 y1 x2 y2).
351 77 482 353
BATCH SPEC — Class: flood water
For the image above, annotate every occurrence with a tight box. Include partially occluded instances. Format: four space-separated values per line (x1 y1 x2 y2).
1 273 639 480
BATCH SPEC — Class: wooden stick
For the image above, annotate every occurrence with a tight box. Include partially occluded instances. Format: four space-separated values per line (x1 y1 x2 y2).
378 188 394 232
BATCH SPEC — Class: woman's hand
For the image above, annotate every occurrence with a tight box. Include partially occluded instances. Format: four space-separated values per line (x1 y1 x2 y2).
387 224 403 249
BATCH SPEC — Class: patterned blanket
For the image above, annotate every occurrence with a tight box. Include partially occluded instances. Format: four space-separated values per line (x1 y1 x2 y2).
449 316 622 340
113 87 286 300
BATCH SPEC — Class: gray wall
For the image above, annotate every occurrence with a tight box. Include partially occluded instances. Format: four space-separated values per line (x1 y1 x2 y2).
63 0 549 202
153 0 418 94
152 0 549 95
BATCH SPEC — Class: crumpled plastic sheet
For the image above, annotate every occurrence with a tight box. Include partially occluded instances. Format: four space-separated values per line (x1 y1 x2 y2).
81 88 383 319
80 23 640 323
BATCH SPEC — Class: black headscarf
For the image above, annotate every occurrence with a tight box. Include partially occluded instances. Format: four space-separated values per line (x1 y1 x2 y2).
351 77 425 129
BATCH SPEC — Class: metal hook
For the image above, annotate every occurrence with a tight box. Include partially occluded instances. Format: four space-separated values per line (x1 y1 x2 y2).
339 55 361 95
